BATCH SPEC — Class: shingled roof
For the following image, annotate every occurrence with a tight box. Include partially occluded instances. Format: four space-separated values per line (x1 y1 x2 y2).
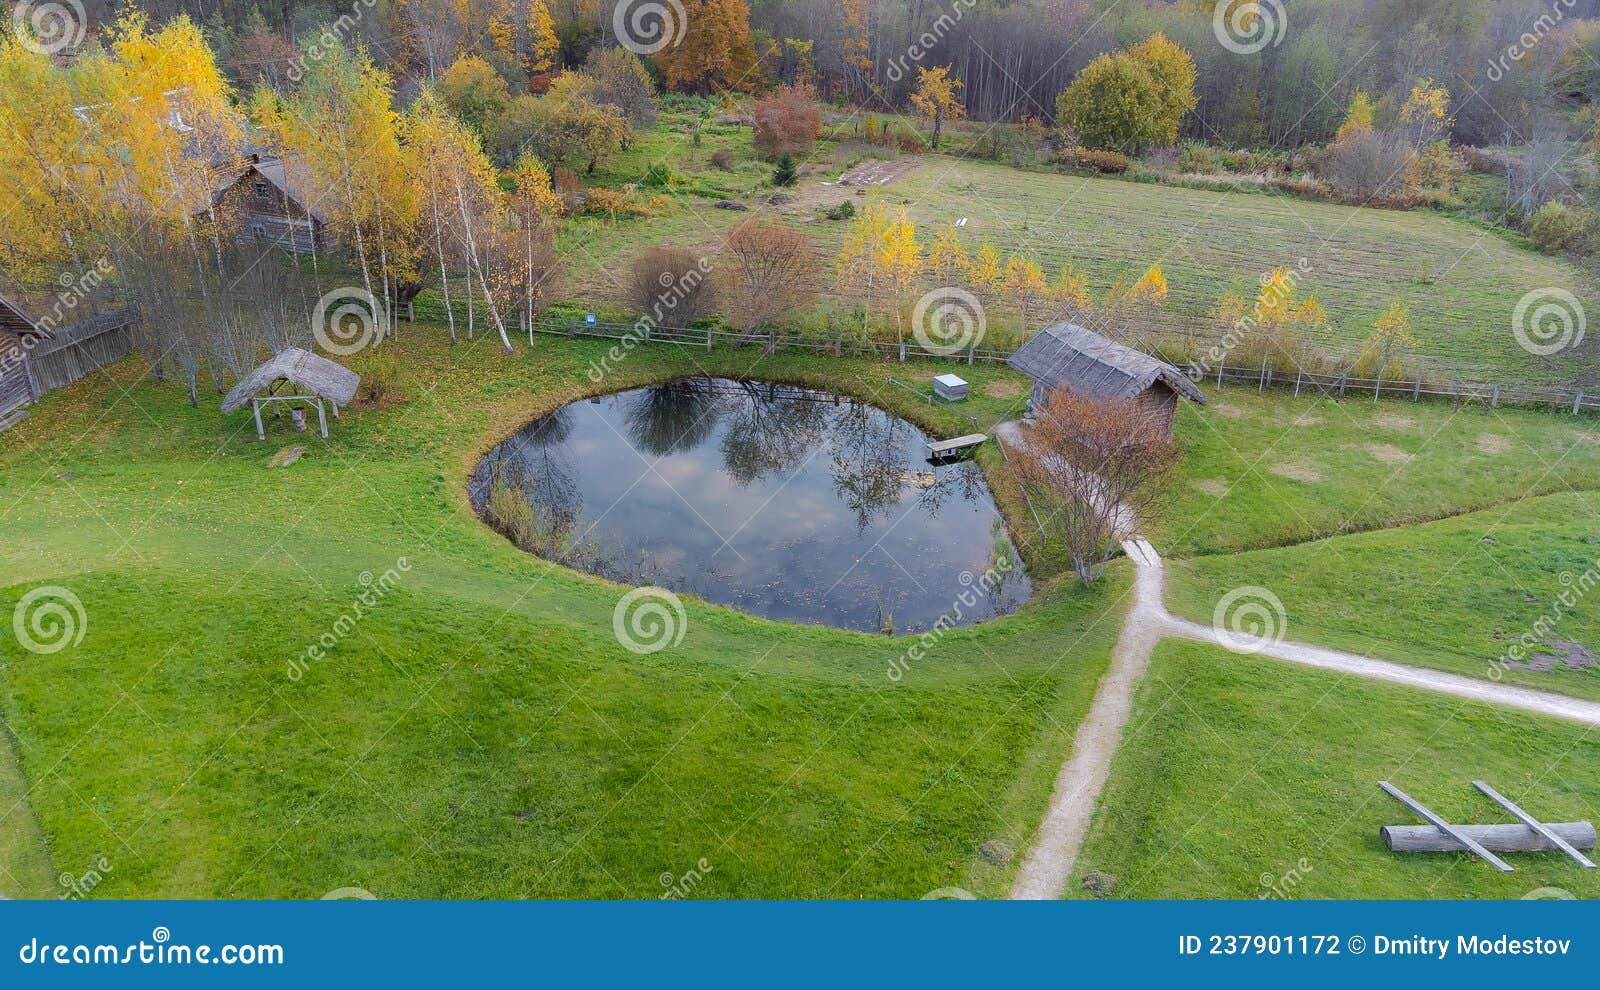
1007 323 1206 406
221 348 359 414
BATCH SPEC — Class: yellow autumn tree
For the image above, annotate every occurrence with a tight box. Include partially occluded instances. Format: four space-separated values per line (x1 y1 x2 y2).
1050 263 1090 310
1334 89 1374 142
926 224 968 283
964 241 1002 294
1127 264 1168 304
878 207 922 344
1357 301 1417 379
654 0 760 94
1003 255 1048 324
909 64 965 149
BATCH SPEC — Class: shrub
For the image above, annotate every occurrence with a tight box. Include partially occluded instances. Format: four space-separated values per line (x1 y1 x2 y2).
826 200 856 221
438 55 512 137
1054 34 1196 153
710 148 735 170
772 154 799 187
1319 129 1419 204
1057 147 1131 174
641 162 678 187
1180 141 1221 174
1526 201 1595 254
753 83 822 160
485 478 535 549
354 349 401 407
630 245 717 324
582 186 667 219
581 47 656 128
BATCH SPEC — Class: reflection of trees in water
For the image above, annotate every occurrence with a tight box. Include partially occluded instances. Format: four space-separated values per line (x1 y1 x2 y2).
478 407 583 559
719 382 831 486
827 401 913 533
915 461 985 518
621 379 724 456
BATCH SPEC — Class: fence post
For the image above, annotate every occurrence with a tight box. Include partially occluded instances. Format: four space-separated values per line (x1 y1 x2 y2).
899 341 906 362
1574 389 1584 415
706 326 713 352
1413 379 1422 402
1338 373 1348 399
1216 363 1223 388
1491 385 1499 408
1294 370 1302 398
966 340 975 366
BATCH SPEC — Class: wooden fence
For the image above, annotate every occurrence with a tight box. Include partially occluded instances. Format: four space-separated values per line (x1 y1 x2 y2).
27 308 139 395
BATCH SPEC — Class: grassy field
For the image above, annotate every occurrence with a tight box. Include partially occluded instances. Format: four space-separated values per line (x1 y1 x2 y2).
557 110 1600 385
1165 492 1600 701
1068 640 1600 900
2 319 1596 898
0 331 1136 899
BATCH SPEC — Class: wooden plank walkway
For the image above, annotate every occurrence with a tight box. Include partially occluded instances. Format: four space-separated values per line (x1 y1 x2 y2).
926 433 986 458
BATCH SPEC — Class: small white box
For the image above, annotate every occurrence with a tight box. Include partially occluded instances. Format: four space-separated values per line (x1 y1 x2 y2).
933 374 969 401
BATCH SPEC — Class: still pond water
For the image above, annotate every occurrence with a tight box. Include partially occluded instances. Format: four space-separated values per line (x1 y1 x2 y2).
469 378 1031 633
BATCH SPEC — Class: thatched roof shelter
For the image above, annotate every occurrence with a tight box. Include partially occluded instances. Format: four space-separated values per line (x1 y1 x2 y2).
222 348 357 413
223 348 358 440
1008 323 1205 438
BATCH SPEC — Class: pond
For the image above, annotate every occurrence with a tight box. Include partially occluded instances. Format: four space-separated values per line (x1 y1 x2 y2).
469 377 1031 634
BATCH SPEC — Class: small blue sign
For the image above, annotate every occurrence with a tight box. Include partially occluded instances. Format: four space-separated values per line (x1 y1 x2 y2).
585 312 597 327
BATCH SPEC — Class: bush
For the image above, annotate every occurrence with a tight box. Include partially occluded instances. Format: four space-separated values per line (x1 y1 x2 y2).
1526 201 1595 254
753 83 822 160
354 349 401 407
1319 129 1419 204
485 478 535 549
630 245 717 324
772 154 799 187
826 200 855 221
1057 147 1131 174
641 162 678 187
710 148 735 170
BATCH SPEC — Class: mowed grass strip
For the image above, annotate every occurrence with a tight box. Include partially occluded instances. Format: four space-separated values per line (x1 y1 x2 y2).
1069 640 1600 900
1165 492 1600 701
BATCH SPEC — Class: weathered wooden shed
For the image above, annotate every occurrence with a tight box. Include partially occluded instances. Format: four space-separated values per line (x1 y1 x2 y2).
1007 322 1206 438
211 154 326 254
222 347 359 440
0 293 46 425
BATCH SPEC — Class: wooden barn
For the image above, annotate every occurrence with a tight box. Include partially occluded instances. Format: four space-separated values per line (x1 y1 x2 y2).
211 154 325 254
0 293 46 425
1007 322 1207 438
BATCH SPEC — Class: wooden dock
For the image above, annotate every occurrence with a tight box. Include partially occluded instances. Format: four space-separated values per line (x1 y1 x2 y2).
926 433 987 459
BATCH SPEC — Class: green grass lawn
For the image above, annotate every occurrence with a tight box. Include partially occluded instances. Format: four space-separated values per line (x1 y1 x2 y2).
1069 640 1600 900
1165 492 1600 701
0 331 1134 899
560 112 1599 385
3 320 1596 898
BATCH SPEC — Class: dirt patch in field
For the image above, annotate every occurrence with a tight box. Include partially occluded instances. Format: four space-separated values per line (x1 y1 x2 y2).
1574 431 1600 446
1192 478 1230 498
1267 462 1323 483
839 157 921 187
1292 414 1324 426
1368 443 1413 465
1211 403 1247 419
985 380 1023 399
1477 433 1512 454
1373 413 1416 430
1503 639 1597 672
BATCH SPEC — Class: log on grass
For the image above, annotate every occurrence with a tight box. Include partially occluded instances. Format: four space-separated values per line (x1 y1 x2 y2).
1381 821 1596 854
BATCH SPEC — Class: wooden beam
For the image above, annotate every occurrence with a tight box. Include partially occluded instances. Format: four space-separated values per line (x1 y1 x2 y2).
1378 781 1515 872
1382 821 1596 854
1472 781 1597 868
